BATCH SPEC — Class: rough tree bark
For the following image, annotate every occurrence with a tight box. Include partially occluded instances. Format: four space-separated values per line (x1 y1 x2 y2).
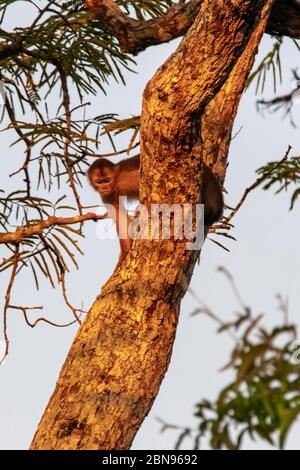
1 0 299 61
30 0 274 450
84 0 300 54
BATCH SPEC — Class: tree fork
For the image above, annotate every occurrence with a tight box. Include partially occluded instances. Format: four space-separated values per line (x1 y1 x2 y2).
30 0 274 450
84 0 300 54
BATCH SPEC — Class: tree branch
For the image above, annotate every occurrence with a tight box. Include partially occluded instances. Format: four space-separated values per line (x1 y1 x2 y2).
5 95 32 197
58 67 83 216
85 0 202 54
0 212 107 245
0 42 23 61
1 244 19 364
1 0 300 66
210 146 292 235
85 0 300 55
9 305 78 329
224 146 292 224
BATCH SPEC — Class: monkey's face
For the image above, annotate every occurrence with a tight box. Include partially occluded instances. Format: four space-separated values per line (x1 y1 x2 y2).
90 166 117 198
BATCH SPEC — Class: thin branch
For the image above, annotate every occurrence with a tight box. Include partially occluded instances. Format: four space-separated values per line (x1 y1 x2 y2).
38 235 85 324
0 212 107 245
82 142 140 159
58 67 83 216
258 91 298 109
38 233 65 276
38 235 84 324
223 145 292 225
276 293 289 324
0 41 24 61
1 244 19 365
9 305 78 329
60 271 85 325
5 97 32 197
217 266 247 308
257 72 300 127
181 273 236 338
1 247 47 273
29 1 53 30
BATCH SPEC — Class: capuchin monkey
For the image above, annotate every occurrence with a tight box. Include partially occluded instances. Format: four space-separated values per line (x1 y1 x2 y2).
87 155 140 267
87 154 223 266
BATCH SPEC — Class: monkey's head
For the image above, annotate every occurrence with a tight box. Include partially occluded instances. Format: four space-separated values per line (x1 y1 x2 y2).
87 158 119 200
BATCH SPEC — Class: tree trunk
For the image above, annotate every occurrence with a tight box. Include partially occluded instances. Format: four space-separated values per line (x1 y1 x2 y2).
30 0 274 450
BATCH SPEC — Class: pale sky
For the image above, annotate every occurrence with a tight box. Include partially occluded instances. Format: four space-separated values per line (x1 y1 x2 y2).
0 3 300 450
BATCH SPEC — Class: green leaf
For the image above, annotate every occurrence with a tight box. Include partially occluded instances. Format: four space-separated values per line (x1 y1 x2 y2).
279 404 300 449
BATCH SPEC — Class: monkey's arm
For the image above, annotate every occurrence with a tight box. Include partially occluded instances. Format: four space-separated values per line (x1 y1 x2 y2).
113 200 132 269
